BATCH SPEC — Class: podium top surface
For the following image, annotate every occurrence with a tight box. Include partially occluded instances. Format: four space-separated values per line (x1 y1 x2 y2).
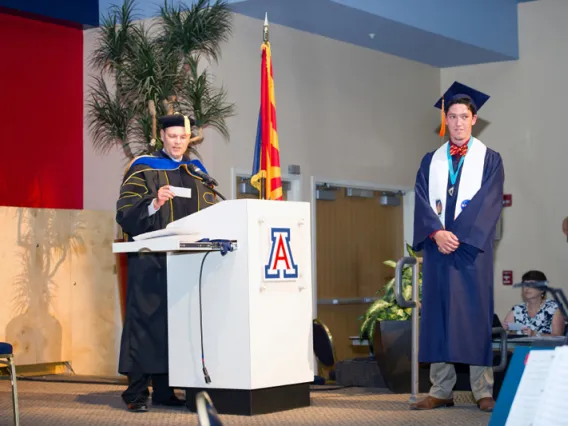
113 235 237 254
114 198 309 254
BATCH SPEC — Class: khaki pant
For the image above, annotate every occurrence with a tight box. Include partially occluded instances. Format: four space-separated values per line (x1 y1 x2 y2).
429 362 494 401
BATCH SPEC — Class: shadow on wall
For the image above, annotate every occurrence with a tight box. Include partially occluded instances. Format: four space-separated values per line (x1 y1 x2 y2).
6 208 86 364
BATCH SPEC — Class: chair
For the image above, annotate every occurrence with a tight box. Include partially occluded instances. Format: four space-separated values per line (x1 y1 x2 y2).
0 342 19 426
312 319 337 382
195 391 223 426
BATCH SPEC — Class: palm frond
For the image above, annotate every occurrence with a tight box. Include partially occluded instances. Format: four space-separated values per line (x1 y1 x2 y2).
159 0 233 63
117 26 184 105
86 75 138 156
179 57 235 139
131 110 164 155
88 0 235 159
91 0 140 72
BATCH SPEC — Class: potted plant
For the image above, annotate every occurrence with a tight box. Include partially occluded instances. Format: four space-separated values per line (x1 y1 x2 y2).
87 0 236 322
359 243 430 393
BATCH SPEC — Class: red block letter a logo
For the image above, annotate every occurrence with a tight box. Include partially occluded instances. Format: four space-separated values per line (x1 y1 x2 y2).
264 228 299 280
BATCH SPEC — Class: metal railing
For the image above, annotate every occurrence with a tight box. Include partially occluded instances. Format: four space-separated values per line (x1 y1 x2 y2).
394 256 419 403
492 327 508 373
317 297 378 305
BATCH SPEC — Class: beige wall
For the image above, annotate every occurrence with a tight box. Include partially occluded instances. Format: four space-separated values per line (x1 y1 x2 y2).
0 207 121 375
441 0 568 320
83 12 441 211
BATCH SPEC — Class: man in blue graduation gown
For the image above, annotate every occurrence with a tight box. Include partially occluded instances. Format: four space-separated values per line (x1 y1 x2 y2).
116 113 217 412
410 82 504 412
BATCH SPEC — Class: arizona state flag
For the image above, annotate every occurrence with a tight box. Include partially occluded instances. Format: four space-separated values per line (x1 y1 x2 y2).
250 39 283 200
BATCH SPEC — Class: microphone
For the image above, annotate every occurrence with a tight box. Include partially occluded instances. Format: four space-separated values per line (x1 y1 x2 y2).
187 163 227 201
187 163 218 187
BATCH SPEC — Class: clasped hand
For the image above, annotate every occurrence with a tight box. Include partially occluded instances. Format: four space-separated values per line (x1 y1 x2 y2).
435 230 459 254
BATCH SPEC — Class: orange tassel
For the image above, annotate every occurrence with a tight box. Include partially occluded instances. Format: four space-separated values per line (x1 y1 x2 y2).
439 98 446 138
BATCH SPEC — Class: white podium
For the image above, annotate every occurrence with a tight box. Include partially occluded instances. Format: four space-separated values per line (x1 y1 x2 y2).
113 199 314 415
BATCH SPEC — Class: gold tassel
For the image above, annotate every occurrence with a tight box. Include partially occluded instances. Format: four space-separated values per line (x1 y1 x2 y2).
184 115 191 135
439 98 446 138
173 111 192 136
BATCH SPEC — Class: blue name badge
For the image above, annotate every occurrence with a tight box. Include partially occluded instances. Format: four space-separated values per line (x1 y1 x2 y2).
461 199 470 209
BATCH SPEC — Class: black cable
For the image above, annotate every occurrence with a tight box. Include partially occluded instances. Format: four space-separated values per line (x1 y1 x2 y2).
206 184 227 201
199 251 213 384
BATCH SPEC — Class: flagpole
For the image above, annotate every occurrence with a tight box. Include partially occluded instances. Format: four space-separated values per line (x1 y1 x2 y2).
260 13 269 200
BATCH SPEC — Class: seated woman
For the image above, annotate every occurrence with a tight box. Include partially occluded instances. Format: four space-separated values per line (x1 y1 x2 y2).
502 270 565 337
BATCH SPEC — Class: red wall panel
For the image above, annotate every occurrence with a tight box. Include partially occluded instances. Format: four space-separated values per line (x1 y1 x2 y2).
0 13 83 209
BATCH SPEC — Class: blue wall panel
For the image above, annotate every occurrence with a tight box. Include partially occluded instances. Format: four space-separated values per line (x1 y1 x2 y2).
0 0 99 27
96 0 525 67
330 0 519 59
229 0 518 67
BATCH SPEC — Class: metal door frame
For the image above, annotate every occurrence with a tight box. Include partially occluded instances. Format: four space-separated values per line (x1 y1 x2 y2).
230 167 302 201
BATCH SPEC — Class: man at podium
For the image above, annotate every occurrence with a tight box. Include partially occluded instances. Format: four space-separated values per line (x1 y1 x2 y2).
115 113 217 412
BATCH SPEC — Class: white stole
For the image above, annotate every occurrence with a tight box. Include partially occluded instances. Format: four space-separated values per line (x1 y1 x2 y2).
428 137 486 227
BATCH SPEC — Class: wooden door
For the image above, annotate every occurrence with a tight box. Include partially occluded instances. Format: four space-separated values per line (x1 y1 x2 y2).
316 187 404 362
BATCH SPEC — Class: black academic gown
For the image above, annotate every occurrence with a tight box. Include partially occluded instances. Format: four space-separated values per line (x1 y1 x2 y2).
412 146 504 366
116 150 217 375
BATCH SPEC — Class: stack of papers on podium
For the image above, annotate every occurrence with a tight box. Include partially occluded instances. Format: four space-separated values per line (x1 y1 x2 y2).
133 228 200 241
505 345 568 425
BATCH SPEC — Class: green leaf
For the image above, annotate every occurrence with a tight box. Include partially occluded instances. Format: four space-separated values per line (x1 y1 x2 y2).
406 242 417 258
402 283 412 301
382 277 395 293
364 299 391 318
383 260 397 268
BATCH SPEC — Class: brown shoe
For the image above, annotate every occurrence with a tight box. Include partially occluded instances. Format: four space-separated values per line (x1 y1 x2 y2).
477 397 495 412
410 395 454 410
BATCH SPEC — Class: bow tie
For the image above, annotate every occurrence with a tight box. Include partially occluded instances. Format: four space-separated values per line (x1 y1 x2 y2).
449 143 468 157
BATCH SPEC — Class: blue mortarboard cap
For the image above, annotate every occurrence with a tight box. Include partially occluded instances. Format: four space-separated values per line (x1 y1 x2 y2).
434 81 490 112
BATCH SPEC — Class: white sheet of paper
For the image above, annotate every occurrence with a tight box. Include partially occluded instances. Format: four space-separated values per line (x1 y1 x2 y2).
532 346 568 426
505 350 556 426
507 322 525 331
169 186 192 198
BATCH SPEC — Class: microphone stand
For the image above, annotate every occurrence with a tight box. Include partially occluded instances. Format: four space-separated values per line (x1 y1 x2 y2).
205 183 227 201
196 180 227 385
544 287 568 345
